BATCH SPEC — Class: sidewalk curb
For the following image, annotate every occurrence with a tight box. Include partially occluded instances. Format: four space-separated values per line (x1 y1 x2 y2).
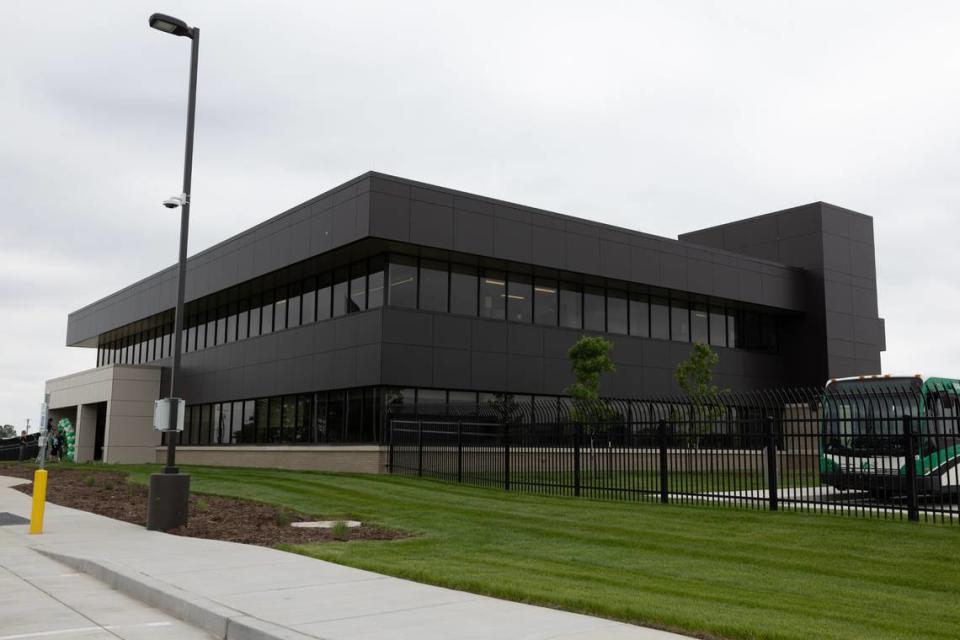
34 548 320 640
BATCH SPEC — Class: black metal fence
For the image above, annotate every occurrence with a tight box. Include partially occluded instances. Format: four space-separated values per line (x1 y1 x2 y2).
0 433 39 462
388 382 960 524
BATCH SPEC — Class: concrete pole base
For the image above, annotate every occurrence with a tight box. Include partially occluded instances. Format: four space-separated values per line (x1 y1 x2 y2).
146 473 190 531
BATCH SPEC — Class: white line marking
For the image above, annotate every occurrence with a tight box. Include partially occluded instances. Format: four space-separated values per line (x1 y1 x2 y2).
0 621 172 640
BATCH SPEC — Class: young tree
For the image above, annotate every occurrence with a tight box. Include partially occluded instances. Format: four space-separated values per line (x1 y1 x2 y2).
565 336 616 425
674 342 722 405
674 343 726 446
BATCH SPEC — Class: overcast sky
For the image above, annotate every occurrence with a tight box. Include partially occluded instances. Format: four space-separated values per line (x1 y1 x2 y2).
2 1 959 430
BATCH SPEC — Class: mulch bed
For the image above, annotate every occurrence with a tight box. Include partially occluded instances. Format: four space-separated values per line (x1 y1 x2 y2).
1 465 404 546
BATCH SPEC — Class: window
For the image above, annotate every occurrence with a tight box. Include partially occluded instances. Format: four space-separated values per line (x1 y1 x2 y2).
287 284 301 328
317 273 332 320
629 293 649 337
727 310 738 348
709 306 727 347
212 404 224 445
743 311 760 349
349 262 367 312
333 267 349 317
238 303 250 340
419 259 449 312
186 319 196 352
268 397 282 443
388 255 417 308
215 311 227 346
196 312 207 350
296 395 312 442
282 396 297 443
584 286 605 332
301 278 316 323
189 405 201 445
262 296 275 334
241 400 255 444
368 256 385 309
671 301 689 342
534 278 558 326
226 304 238 343
607 289 628 335
507 274 532 322
274 287 288 331
651 297 669 339
448 390 477 407
479 269 506 320
450 264 478 316
254 399 269 443
249 296 261 337
691 304 708 344
205 313 215 348
199 404 212 445
559 283 582 329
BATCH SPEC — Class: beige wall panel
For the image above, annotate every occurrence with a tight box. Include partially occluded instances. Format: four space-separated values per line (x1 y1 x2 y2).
155 446 388 474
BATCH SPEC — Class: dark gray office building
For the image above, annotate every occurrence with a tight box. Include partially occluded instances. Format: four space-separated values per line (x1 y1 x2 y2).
52 172 885 467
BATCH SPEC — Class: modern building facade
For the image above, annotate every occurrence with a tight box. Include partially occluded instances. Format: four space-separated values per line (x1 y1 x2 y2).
48 172 885 466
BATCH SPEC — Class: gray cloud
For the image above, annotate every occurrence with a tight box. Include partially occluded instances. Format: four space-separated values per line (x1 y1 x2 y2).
3 0 960 427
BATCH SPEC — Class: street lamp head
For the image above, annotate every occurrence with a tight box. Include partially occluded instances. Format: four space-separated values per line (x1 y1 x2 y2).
148 13 193 38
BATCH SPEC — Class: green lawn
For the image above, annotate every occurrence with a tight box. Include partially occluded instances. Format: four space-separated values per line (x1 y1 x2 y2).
54 465 960 638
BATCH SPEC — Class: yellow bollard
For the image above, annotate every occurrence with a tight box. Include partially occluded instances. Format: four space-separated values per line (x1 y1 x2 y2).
29 469 47 535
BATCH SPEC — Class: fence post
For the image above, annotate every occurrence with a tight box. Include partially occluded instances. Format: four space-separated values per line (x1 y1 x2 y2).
903 415 919 522
457 419 463 484
388 418 394 473
765 415 778 511
574 423 582 497
417 418 423 477
503 421 511 492
658 419 668 504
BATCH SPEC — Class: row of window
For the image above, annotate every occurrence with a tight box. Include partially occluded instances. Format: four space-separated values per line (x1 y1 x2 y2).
168 387 385 446
98 253 778 367
384 255 776 349
172 387 592 446
98 256 386 367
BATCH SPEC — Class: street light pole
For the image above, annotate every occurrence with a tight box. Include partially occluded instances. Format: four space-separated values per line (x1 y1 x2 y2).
165 25 199 474
146 12 199 531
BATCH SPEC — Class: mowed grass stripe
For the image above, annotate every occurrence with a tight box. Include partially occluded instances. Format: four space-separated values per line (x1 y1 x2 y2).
109 464 960 640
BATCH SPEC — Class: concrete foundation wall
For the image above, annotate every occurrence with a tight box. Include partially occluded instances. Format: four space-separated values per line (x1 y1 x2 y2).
157 446 387 474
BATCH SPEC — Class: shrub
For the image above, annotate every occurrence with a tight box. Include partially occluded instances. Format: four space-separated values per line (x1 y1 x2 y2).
331 520 350 541
274 507 294 527
195 498 209 512
83 476 95 487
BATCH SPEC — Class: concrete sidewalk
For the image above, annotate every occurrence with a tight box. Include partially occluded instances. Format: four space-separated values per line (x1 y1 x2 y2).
0 475 687 640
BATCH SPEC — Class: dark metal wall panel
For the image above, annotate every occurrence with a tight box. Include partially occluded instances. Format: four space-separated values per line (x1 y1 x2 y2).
365 174 805 313
378 307 789 397
161 307 383 406
680 201 885 383
71 172 809 356
66 175 373 346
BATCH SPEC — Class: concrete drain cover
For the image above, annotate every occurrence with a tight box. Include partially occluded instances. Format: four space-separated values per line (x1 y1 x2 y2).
291 520 361 529
0 512 30 526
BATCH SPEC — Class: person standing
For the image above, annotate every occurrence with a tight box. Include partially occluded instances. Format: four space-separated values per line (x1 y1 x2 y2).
17 430 27 463
48 421 60 463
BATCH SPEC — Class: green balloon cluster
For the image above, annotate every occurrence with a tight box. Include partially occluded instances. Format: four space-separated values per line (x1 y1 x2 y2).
57 417 76 462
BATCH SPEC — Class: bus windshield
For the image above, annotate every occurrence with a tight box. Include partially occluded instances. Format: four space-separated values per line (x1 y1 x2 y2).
823 378 921 455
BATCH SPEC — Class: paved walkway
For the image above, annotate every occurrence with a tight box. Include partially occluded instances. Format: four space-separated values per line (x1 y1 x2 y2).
0 475 686 640
0 517 214 639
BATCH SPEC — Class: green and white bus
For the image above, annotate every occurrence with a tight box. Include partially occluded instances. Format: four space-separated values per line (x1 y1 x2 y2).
821 375 960 496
